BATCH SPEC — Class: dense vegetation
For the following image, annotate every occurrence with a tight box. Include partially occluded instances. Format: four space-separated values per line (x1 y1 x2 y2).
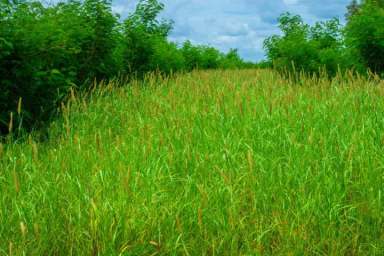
263 14 348 76
1 0 384 134
0 0 252 134
264 0 384 77
1 1 384 254
1 69 383 255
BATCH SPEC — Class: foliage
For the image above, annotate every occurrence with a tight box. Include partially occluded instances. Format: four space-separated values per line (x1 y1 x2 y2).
219 49 246 69
265 1 384 77
0 0 119 134
345 0 361 21
180 41 220 70
180 41 251 71
0 0 250 135
264 13 348 76
122 0 174 76
149 39 185 73
345 1 384 75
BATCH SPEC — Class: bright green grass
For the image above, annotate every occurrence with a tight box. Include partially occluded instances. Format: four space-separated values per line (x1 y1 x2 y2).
1 70 384 255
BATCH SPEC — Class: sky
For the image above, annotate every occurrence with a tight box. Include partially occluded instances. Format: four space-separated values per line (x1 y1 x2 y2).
112 0 351 61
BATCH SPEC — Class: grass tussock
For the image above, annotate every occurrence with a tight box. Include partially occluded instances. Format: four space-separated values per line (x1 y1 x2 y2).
1 69 384 255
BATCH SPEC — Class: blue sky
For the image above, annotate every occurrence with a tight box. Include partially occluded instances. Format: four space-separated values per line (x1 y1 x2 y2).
112 0 351 61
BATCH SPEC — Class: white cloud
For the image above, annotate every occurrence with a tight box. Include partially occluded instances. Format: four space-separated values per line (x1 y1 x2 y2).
114 0 350 61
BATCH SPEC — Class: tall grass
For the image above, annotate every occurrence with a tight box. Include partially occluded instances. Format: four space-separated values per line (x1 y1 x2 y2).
0 69 383 255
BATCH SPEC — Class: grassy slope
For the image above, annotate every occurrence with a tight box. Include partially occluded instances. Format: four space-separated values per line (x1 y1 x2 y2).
0 70 384 255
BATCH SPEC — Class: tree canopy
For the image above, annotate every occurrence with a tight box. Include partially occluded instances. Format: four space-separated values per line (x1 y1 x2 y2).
264 0 384 77
0 0 251 135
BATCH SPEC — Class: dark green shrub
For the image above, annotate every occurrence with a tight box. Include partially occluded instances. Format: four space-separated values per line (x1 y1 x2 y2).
0 0 118 133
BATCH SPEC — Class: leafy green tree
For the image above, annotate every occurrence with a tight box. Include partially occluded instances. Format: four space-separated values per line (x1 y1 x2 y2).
0 0 252 135
149 39 185 73
345 0 384 74
220 49 245 69
346 0 361 21
199 46 222 69
180 40 203 70
263 13 313 73
122 0 173 76
0 1 71 132
264 13 347 76
80 0 119 81
127 0 172 37
0 0 119 133
180 42 227 70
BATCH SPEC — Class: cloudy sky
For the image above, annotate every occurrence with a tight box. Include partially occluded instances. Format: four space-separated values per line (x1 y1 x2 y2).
112 0 351 61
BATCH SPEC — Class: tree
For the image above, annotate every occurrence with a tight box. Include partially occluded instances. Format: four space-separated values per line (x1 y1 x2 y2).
80 0 118 81
0 0 251 135
346 0 361 21
122 0 174 75
345 0 384 74
220 49 244 69
263 13 347 76
0 0 120 133
180 40 203 70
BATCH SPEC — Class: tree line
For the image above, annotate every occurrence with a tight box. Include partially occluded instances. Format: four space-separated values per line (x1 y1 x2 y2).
263 0 384 77
0 0 254 135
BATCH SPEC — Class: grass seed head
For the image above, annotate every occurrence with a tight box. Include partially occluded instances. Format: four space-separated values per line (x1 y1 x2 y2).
0 143 3 158
17 97 22 115
34 223 40 238
8 242 13 256
13 169 20 194
32 142 38 161
8 112 13 133
20 222 27 238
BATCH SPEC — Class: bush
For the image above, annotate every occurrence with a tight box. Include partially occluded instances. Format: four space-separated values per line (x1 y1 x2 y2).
0 0 119 133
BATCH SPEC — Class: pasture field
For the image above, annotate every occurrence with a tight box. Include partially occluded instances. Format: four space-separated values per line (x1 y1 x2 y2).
0 70 384 255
